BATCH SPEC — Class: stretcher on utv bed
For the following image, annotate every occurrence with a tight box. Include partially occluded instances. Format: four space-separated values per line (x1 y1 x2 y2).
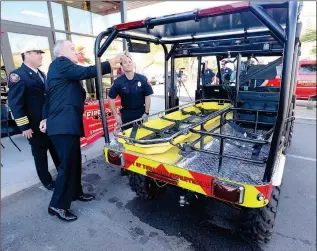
106 97 275 208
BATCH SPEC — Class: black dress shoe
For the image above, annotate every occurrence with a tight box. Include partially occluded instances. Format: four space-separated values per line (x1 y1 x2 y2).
48 207 77 222
45 183 55 191
77 193 95 202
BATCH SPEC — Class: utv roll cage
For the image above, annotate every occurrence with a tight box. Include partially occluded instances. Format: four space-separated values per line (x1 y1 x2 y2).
94 1 302 183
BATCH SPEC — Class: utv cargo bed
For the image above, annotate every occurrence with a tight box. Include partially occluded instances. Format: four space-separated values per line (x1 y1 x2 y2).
110 100 273 185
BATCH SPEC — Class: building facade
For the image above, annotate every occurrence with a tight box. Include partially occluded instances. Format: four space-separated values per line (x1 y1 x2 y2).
0 1 157 99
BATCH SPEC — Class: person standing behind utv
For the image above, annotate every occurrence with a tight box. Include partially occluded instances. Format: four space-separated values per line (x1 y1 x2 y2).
108 54 153 129
40 40 124 222
216 61 233 85
7 43 60 191
202 61 216 86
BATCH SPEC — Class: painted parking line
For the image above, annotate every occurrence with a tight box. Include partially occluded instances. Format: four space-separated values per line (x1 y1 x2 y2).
287 154 316 162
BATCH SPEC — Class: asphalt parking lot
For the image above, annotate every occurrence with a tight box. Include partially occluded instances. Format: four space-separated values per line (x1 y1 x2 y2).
1 118 316 251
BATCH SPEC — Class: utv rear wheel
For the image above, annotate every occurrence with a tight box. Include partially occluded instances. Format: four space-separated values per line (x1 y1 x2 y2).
128 173 166 199
240 186 280 244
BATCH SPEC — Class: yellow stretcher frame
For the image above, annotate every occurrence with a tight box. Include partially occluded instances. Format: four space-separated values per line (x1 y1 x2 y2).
115 101 231 156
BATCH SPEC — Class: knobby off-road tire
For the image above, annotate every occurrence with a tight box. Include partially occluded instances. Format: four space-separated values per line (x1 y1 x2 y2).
128 173 166 199
240 186 280 244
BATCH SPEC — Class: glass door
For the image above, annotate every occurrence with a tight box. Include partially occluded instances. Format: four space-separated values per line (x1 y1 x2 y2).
1 22 54 74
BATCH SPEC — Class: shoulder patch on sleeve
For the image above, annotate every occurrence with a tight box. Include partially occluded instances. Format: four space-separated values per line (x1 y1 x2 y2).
9 73 20 83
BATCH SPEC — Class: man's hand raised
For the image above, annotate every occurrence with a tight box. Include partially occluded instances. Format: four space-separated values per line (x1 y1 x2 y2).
108 51 127 69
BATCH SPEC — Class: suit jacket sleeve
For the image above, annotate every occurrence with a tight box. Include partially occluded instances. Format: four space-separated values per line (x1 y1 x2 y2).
58 58 112 81
8 73 31 131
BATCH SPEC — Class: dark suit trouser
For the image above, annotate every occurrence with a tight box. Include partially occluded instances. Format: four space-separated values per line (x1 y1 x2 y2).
49 135 83 209
28 133 60 186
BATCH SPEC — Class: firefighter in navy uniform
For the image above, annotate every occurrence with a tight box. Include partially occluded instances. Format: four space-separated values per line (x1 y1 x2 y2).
8 43 60 190
41 40 124 222
216 61 233 85
108 54 153 176
108 54 153 128
201 61 216 86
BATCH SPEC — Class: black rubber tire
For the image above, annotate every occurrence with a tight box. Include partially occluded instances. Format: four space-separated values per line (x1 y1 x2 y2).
240 186 280 244
128 173 166 199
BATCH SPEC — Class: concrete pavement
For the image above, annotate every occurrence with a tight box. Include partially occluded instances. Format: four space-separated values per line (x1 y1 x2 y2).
1 118 316 251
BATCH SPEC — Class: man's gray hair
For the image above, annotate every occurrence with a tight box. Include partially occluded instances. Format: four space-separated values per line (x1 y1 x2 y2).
53 40 66 57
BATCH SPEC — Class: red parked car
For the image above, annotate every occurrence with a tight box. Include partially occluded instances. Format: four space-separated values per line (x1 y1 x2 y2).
267 59 317 100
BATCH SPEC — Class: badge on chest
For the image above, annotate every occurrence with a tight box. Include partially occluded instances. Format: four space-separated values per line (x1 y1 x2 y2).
137 81 141 87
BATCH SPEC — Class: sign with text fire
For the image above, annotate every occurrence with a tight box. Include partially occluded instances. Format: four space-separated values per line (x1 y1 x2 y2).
80 98 121 147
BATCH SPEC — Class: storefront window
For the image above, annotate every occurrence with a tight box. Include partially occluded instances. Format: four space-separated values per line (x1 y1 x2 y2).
104 12 121 28
71 34 95 96
1 1 50 27
92 12 121 36
92 13 107 36
51 2 65 31
7 32 52 73
68 6 93 35
55 32 67 41
71 35 95 65
100 39 123 97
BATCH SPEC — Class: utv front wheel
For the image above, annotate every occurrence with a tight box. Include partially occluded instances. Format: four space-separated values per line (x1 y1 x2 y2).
128 173 166 199
240 186 280 244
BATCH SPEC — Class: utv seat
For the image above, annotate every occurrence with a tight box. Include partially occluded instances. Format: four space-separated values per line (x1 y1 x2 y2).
237 87 280 125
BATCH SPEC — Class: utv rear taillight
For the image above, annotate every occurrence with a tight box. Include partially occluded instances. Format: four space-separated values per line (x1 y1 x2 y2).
107 150 124 166
212 180 244 204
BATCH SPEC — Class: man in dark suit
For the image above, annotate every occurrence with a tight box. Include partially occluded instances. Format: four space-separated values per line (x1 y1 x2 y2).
8 43 60 190
41 40 123 222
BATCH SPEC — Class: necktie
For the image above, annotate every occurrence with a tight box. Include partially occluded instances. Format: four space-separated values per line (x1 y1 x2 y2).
37 71 44 83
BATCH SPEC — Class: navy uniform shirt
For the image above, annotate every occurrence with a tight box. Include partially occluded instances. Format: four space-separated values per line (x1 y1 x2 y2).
45 56 111 136
108 73 153 111
8 63 46 133
202 68 215 86
216 67 233 80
